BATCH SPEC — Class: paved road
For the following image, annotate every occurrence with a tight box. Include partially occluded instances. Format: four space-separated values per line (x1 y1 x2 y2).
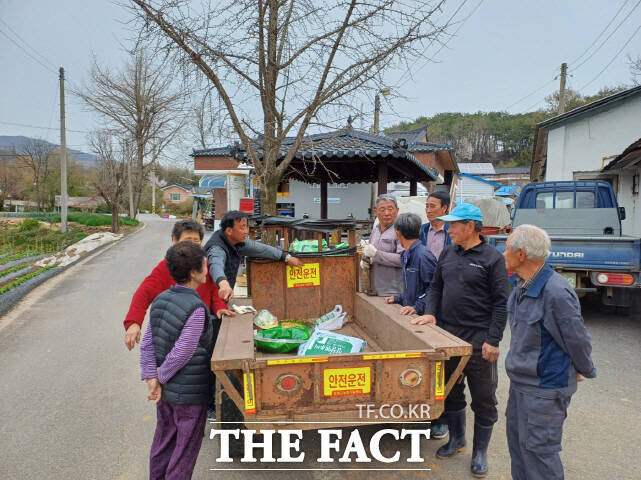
0 215 639 479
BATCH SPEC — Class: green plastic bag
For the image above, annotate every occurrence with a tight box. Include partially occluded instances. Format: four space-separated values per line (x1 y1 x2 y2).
254 323 312 353
289 238 329 253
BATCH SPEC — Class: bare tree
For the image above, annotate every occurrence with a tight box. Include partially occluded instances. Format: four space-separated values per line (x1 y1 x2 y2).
76 50 186 218
192 87 231 149
127 0 452 216
629 54 641 85
18 138 55 211
90 132 130 233
0 154 21 209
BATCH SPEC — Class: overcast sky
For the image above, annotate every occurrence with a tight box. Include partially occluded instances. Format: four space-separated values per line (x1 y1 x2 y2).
1 0 639 159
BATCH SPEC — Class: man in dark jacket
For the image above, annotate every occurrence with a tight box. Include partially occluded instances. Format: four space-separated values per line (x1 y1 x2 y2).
204 211 303 302
419 191 452 260
412 203 510 478
384 213 437 315
503 224 596 480
418 190 452 439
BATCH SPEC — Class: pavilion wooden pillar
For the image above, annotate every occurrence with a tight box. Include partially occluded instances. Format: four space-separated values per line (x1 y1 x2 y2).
377 160 388 195
409 179 417 196
320 180 328 219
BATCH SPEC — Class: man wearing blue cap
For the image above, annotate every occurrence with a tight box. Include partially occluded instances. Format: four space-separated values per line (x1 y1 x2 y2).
413 203 510 478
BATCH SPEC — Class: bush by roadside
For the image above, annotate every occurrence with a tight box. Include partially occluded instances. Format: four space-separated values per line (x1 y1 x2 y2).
36 213 139 227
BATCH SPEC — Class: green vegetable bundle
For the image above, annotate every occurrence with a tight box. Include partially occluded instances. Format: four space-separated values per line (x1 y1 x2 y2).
253 323 312 353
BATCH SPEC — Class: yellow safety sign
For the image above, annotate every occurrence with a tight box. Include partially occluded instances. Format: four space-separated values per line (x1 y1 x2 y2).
323 366 371 397
243 373 256 414
434 361 445 401
287 263 321 288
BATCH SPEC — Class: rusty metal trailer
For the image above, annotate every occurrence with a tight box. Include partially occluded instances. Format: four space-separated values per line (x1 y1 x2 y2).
211 247 471 452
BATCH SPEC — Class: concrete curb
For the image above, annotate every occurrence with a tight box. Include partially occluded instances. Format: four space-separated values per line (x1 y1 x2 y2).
0 222 146 320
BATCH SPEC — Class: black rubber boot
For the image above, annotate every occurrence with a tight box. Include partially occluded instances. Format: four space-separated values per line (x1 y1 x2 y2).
435 409 466 459
470 422 493 478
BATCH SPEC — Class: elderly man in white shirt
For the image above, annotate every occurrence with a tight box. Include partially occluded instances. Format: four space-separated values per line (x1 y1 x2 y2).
361 194 403 297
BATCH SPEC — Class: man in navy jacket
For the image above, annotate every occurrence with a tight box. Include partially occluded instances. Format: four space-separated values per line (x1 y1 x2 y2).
384 213 437 315
503 224 596 480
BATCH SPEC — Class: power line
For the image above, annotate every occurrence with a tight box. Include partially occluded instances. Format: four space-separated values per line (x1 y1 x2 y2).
569 0 641 73
568 0 630 67
504 78 557 110
0 18 58 72
0 28 57 75
520 96 548 114
578 21 641 92
44 83 60 144
0 120 89 134
0 19 82 93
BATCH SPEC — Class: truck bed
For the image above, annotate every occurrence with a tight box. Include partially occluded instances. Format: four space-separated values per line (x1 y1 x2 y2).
214 293 471 368
490 234 641 271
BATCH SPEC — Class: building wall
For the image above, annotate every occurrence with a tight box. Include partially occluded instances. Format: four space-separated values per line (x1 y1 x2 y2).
194 156 239 171
413 152 438 171
162 186 190 206
483 173 530 185
615 168 641 237
455 177 495 201
283 180 371 219
545 95 641 181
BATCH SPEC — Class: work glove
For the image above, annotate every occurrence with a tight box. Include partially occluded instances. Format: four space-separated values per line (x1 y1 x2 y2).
360 259 370 270
362 243 378 259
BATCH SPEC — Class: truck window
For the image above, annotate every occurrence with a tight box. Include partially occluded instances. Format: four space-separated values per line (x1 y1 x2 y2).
535 190 596 208
576 191 596 208
555 191 574 208
535 192 553 208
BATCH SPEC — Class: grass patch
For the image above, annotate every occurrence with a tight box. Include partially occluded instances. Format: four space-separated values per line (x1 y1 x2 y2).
37 213 139 227
0 264 57 295
0 263 31 278
1 220 86 258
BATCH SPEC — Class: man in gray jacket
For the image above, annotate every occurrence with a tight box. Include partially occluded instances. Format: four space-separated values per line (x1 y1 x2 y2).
361 194 403 296
204 211 303 302
503 224 596 480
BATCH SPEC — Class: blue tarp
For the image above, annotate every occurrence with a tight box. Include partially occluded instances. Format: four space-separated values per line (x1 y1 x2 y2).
495 185 521 196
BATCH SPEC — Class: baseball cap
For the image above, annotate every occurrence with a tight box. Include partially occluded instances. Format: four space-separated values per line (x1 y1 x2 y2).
437 203 483 222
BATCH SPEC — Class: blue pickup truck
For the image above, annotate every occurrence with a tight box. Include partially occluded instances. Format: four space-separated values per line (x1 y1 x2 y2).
489 181 641 307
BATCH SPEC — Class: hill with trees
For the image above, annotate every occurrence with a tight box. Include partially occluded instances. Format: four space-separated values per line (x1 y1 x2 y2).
386 86 628 166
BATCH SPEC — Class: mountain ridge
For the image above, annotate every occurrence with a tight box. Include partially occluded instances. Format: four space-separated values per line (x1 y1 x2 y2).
0 135 97 166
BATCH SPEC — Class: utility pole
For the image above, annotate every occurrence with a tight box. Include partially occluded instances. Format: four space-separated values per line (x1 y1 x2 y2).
127 156 134 218
373 93 381 134
59 67 68 233
558 62 568 114
370 93 381 220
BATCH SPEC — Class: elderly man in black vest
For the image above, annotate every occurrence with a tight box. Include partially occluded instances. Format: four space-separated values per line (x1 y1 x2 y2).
204 211 303 302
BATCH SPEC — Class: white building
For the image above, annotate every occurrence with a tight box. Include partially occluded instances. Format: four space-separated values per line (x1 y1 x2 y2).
530 85 641 235
602 138 641 237
456 163 500 203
